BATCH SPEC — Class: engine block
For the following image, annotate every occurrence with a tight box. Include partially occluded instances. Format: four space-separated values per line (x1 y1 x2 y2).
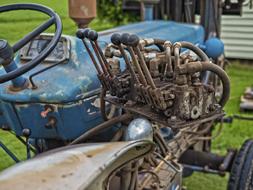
76 29 229 127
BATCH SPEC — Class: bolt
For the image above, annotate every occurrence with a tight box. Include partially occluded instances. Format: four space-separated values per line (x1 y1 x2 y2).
171 116 177 122
22 128 31 137
41 106 53 118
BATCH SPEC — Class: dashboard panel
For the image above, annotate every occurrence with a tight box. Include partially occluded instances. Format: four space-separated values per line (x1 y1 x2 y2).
20 34 70 64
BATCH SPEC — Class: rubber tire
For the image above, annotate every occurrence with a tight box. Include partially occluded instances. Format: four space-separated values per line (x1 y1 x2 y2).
228 139 253 190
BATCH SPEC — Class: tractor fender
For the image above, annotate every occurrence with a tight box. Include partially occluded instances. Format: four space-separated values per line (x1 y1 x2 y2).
0 140 155 190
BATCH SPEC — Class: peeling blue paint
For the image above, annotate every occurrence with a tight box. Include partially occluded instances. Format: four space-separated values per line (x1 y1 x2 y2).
0 21 204 140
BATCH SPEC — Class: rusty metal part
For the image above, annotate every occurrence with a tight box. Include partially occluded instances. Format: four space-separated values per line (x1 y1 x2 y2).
90 40 110 77
77 32 231 190
128 46 148 86
164 41 173 77
106 97 224 129
94 40 113 77
117 44 140 84
139 153 182 189
68 0 96 28
70 114 132 144
219 149 236 171
179 149 225 171
134 46 156 89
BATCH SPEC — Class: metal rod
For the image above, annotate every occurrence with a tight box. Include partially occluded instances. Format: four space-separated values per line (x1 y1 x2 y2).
183 164 225 176
128 47 148 86
0 140 20 163
81 39 102 75
90 40 110 76
134 46 156 89
70 114 132 145
233 114 253 121
94 41 113 77
15 135 36 153
118 45 140 84
164 42 173 77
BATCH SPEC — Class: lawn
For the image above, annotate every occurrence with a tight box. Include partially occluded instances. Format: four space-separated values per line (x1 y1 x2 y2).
1 1 253 190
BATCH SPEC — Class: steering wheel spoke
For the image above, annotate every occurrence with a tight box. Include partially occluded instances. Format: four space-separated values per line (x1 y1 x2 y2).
13 17 55 52
0 3 62 84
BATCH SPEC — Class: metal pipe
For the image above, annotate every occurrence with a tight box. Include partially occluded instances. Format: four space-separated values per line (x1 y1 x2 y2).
82 40 102 75
128 47 148 86
200 61 230 107
70 114 132 144
179 41 209 62
183 164 225 176
129 164 138 190
219 150 235 171
134 47 156 89
173 43 181 70
90 40 110 76
120 164 132 190
164 41 173 77
0 140 20 163
94 40 113 77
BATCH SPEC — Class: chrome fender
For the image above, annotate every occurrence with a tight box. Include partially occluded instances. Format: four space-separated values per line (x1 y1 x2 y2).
0 140 154 190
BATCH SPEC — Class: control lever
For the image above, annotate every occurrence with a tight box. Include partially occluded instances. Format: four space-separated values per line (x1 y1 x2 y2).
121 33 148 87
87 30 113 78
111 33 140 84
22 128 32 159
125 34 168 110
76 29 102 75
126 34 156 90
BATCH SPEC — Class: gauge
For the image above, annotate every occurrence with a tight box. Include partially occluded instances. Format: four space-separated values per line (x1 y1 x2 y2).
20 35 70 64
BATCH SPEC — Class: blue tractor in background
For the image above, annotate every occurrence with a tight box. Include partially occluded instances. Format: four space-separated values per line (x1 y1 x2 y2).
0 1 252 190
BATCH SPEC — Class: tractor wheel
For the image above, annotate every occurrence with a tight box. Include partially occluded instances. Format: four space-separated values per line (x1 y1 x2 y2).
228 139 253 190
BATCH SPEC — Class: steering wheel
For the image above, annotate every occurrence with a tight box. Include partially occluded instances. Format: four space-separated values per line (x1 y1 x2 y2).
0 3 62 84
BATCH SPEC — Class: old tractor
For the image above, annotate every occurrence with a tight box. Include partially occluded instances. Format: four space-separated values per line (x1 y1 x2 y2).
0 1 252 190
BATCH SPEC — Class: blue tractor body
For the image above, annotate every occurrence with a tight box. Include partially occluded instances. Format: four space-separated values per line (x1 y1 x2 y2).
0 21 204 140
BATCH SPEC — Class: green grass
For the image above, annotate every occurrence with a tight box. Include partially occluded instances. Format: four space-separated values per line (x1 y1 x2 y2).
0 0 118 44
1 0 253 189
184 63 253 190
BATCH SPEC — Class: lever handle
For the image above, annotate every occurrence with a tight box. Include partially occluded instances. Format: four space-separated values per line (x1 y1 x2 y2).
76 28 91 39
111 33 121 45
76 29 84 39
121 33 130 46
128 34 140 47
88 30 98 41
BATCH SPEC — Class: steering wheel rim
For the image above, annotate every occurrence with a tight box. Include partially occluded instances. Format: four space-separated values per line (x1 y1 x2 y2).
0 3 62 83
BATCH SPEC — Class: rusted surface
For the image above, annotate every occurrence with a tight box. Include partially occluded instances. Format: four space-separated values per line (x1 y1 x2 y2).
0 141 154 190
80 31 230 190
68 0 96 28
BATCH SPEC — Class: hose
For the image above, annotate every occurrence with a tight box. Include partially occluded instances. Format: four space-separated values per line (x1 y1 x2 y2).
70 114 132 145
174 42 229 107
180 41 209 62
200 61 230 107
140 39 166 51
